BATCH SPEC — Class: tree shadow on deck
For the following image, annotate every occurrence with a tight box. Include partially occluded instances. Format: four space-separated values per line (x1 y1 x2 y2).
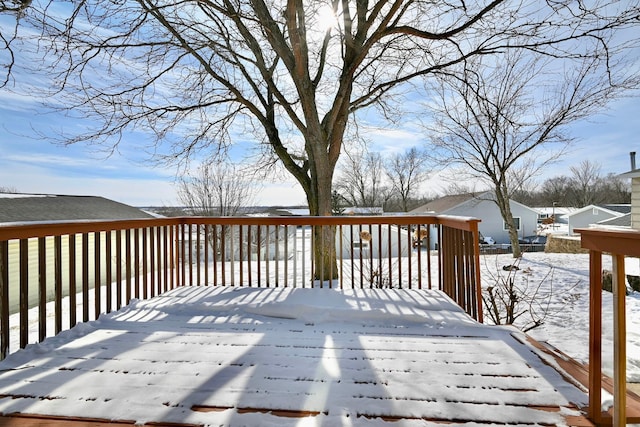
0 286 588 426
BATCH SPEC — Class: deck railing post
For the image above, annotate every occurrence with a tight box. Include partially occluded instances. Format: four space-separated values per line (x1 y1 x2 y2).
106 231 112 313
116 229 122 310
69 234 77 327
94 231 101 320
612 253 627 426
0 240 8 358
38 237 46 342
82 233 89 322
126 229 132 304
578 227 640 425
19 238 28 348
54 235 62 334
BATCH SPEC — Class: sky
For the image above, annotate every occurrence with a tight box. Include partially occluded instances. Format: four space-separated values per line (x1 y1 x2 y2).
1 7 639 209
3 93 638 208
1 250 639 425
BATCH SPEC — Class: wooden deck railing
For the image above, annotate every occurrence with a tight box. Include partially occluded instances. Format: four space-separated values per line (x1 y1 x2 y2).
0 215 482 360
577 227 640 426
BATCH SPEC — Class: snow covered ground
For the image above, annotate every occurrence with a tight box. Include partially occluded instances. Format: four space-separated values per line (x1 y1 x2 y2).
478 251 640 382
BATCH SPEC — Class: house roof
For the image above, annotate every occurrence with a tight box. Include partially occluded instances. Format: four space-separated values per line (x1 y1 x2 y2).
535 206 578 217
619 168 640 179
410 191 539 215
343 206 384 215
600 204 632 214
409 193 478 214
0 193 154 223
566 204 624 219
596 212 632 228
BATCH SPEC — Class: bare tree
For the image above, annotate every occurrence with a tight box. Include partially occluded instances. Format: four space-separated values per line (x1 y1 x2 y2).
336 149 390 209
598 173 631 204
178 161 256 260
427 49 638 257
568 160 603 207
2 1 639 277
512 170 631 207
538 176 573 207
177 162 255 217
385 147 429 212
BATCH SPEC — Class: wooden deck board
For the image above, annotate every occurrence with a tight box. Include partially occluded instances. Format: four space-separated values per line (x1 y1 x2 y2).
524 335 640 425
0 287 599 426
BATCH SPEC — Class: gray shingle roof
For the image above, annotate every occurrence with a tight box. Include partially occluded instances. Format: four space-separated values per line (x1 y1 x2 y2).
596 212 631 227
0 193 154 223
600 204 632 214
409 193 479 214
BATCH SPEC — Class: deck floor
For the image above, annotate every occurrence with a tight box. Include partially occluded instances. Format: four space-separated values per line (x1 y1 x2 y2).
0 287 592 426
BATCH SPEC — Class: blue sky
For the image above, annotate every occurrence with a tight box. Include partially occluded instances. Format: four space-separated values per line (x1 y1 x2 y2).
1 75 639 207
1 9 639 208
2 94 638 207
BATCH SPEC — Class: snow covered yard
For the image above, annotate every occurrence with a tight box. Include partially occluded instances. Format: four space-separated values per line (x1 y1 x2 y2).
478 251 640 382
0 286 588 426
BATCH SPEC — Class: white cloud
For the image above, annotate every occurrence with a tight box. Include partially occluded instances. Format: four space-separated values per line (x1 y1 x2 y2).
252 181 307 206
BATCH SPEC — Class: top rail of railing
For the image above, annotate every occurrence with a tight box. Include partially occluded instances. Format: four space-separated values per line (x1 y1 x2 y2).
0 215 480 240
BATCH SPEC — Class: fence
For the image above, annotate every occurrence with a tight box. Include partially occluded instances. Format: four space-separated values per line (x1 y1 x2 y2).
0 215 482 360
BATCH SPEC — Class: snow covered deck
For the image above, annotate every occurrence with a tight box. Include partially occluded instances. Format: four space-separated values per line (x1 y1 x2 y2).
0 287 591 426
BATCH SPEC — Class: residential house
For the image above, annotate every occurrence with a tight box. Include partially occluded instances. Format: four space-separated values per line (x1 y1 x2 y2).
0 193 154 223
342 206 384 215
566 204 625 235
337 223 412 259
596 212 631 229
0 193 154 313
535 206 577 225
619 152 640 230
410 191 540 246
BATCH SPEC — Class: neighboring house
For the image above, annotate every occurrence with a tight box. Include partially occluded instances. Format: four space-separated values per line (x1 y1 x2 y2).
337 223 412 259
596 212 631 229
342 206 384 215
0 193 154 314
566 204 624 234
535 206 577 225
619 155 640 230
0 192 154 222
410 191 540 246
601 204 632 215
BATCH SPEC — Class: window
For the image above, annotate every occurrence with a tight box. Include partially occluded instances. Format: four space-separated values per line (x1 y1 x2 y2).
504 217 521 231
593 207 599 215
353 241 369 250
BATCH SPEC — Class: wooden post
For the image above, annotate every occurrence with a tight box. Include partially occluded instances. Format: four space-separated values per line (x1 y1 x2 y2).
588 249 603 423
0 240 9 358
612 253 627 426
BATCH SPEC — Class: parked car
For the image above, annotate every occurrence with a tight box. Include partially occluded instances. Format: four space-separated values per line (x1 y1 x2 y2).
479 235 496 245
518 235 547 245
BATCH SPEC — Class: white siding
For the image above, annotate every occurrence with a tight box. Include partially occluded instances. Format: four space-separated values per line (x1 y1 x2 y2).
633 177 640 230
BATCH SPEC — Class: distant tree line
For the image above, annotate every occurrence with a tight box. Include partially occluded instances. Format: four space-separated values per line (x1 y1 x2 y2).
333 157 630 213
511 160 631 208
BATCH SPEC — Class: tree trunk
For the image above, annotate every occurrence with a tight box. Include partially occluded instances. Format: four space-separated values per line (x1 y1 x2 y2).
494 187 522 258
306 150 338 283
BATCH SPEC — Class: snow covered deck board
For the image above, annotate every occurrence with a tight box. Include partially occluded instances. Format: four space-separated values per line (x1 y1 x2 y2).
0 287 589 426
